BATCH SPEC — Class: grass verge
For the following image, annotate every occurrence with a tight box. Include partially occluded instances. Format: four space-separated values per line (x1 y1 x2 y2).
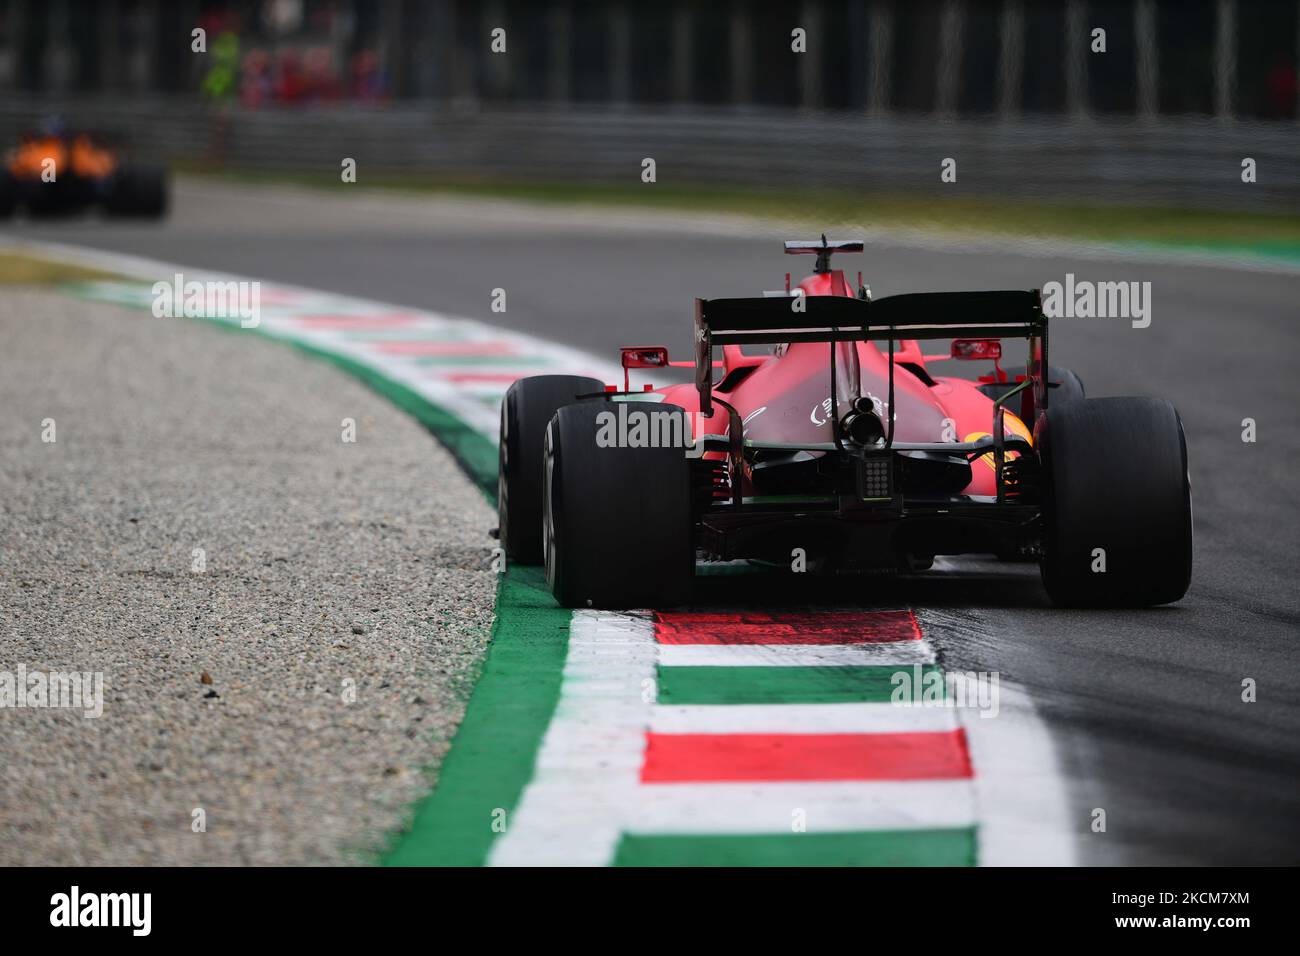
0 250 124 285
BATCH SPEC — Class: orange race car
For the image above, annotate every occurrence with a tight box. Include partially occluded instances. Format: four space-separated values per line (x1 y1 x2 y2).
0 126 168 218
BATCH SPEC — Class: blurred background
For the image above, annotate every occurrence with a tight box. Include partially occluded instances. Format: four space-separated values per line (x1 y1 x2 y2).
0 0 1296 212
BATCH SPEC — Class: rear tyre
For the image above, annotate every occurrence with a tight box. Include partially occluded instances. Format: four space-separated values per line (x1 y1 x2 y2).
1039 396 1192 607
25 181 71 218
544 401 694 609
498 374 605 564
105 163 168 218
979 365 1085 407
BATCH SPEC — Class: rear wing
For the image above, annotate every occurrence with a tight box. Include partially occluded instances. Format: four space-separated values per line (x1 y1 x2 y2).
694 290 1047 415
695 291 1042 345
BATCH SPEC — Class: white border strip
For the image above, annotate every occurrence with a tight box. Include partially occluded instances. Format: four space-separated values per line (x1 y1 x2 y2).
658 642 935 667
625 780 977 834
962 681 1079 866
650 702 959 734
916 608 1079 867
488 610 658 867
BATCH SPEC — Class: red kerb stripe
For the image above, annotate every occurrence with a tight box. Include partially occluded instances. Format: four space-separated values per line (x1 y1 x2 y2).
653 610 922 645
641 730 973 783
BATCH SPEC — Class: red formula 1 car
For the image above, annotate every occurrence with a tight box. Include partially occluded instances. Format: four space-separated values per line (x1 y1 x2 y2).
498 237 1192 609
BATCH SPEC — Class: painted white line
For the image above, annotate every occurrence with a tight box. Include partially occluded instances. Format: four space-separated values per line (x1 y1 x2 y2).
962 681 1079 866
624 780 977 834
657 641 935 668
650 703 959 735
488 610 657 866
915 609 1079 866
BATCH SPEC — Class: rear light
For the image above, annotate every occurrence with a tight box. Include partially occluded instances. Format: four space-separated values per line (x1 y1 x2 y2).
857 452 893 500
951 339 1002 360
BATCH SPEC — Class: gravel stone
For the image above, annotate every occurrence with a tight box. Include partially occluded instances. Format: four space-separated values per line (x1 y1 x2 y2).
0 288 498 865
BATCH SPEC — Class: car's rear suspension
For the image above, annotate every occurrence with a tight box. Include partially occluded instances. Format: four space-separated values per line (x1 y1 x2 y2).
691 457 731 512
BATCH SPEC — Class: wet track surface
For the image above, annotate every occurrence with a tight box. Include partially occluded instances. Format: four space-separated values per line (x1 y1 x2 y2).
10 178 1299 863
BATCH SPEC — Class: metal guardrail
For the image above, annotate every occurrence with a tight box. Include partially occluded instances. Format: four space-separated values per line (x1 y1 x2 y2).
0 96 1295 211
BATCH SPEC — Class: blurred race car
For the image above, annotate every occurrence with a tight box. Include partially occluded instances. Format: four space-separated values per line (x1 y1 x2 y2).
0 125 168 218
498 236 1193 610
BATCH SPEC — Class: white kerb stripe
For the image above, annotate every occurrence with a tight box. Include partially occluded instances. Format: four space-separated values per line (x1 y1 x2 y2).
650 702 960 735
963 680 1080 866
657 641 935 668
624 780 977 834
487 611 657 867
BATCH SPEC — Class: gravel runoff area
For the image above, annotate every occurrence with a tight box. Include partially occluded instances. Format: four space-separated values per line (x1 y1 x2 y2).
0 288 498 865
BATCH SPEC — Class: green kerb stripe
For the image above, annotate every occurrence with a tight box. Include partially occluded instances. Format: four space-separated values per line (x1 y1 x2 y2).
613 827 976 866
656 664 945 705
381 565 570 866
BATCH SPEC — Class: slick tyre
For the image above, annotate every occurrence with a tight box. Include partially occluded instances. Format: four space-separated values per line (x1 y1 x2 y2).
497 374 605 564
544 401 694 609
1040 396 1192 607
0 171 15 218
106 163 168 217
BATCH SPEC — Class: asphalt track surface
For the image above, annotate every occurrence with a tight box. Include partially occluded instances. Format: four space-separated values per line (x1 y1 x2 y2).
9 177 1299 864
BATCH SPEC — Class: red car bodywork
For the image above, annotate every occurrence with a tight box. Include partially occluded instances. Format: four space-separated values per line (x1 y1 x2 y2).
634 264 1032 500
523 237 1191 610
